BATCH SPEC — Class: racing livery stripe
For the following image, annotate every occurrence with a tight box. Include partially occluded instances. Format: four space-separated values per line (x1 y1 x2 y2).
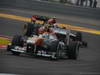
0 13 100 35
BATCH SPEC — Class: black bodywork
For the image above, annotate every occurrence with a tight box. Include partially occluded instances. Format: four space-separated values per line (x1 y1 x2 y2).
7 15 87 60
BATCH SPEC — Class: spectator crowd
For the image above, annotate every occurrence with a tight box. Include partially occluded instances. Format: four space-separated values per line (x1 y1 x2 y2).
41 0 98 8
59 0 97 8
76 0 97 8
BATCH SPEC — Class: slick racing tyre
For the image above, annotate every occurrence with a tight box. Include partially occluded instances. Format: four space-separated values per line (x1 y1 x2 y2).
11 35 24 55
81 41 88 48
23 23 34 37
67 41 80 60
76 32 82 41
12 35 24 47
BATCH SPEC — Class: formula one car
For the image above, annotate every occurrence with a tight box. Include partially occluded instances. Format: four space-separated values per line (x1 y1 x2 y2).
7 15 87 60
7 24 87 60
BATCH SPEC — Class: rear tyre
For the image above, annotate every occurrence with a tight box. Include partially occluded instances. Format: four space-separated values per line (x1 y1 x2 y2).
81 41 88 48
76 32 82 41
67 41 80 60
23 23 34 37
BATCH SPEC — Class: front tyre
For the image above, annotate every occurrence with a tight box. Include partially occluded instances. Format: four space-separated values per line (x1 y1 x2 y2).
10 35 24 55
67 41 80 60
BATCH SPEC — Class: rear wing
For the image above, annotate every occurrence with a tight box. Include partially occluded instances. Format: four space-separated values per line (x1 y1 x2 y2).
32 15 51 22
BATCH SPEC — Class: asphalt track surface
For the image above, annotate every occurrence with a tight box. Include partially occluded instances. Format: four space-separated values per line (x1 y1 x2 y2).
0 0 100 75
